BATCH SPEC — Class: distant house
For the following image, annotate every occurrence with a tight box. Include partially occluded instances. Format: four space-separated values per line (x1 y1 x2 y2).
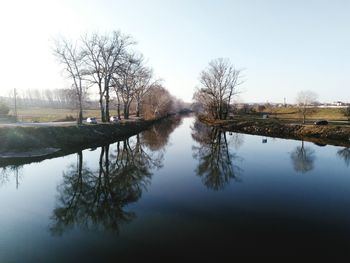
317 101 348 108
333 101 345 106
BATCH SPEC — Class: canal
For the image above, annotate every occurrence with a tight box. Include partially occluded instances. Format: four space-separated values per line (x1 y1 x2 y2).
1 116 350 261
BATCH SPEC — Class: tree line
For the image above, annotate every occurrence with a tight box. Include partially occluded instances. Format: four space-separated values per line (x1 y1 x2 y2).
54 31 185 124
2 88 77 109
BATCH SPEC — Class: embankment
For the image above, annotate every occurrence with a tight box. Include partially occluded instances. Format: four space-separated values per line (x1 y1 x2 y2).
200 117 350 147
0 119 157 156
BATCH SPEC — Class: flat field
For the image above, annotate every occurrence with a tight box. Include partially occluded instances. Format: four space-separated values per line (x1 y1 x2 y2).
263 107 348 121
10 108 119 122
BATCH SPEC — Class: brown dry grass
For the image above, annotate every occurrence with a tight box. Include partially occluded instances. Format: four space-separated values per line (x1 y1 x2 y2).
264 107 347 121
11 108 120 122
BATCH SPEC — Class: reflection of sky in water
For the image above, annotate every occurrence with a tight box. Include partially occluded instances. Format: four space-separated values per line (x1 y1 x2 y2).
0 116 350 261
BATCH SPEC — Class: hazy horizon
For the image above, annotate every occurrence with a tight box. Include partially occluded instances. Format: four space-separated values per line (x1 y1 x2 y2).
1 0 349 104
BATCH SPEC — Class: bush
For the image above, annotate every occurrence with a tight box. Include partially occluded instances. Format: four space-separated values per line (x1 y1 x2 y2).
0 101 10 116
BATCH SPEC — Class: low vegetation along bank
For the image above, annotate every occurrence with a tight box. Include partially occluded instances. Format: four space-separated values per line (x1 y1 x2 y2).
0 119 158 157
200 116 350 147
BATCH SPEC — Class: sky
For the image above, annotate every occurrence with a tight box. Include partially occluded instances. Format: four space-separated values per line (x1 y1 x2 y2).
0 0 349 103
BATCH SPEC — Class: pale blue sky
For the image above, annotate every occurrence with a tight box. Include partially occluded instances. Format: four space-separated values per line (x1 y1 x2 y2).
0 0 349 103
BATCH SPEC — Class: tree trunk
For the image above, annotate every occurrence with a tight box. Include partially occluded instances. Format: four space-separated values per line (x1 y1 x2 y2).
105 88 110 122
116 92 121 120
78 94 83 125
117 101 121 120
136 100 140 117
99 95 105 122
127 101 132 119
124 103 129 119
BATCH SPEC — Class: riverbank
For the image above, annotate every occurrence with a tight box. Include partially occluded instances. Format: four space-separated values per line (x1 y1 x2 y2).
199 116 350 147
0 118 159 157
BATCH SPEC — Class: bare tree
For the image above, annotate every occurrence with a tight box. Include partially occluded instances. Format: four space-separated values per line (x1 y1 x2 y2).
142 85 173 120
53 38 86 124
54 31 174 122
82 31 132 122
295 90 318 124
101 32 132 122
82 33 105 121
193 58 242 120
134 64 156 117
113 53 141 119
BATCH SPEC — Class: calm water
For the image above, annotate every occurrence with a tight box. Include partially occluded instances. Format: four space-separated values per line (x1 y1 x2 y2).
1 116 350 261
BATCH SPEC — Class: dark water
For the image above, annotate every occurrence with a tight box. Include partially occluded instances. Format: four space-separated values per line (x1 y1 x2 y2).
1 116 350 261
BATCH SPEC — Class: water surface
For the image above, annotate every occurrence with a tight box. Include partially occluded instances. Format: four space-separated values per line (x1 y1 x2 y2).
1 116 350 261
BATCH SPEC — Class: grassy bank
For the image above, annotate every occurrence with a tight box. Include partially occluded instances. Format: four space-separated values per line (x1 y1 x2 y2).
200 116 350 147
0 119 157 154
9 108 118 122
260 106 348 121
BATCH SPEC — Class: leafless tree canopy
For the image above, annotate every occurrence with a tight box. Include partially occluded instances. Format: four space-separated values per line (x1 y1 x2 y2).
142 84 174 120
193 58 242 120
53 38 86 124
82 31 133 121
133 62 158 117
295 90 318 124
2 88 84 110
53 31 183 122
113 53 143 119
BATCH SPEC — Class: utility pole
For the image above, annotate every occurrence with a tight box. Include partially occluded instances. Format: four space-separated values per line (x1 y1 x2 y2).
14 88 18 122
284 97 286 107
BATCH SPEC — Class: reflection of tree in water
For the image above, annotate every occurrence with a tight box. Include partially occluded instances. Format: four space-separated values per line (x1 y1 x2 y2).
141 116 182 151
0 165 22 189
50 117 182 235
228 132 245 150
337 148 350 167
290 140 316 173
191 120 242 191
